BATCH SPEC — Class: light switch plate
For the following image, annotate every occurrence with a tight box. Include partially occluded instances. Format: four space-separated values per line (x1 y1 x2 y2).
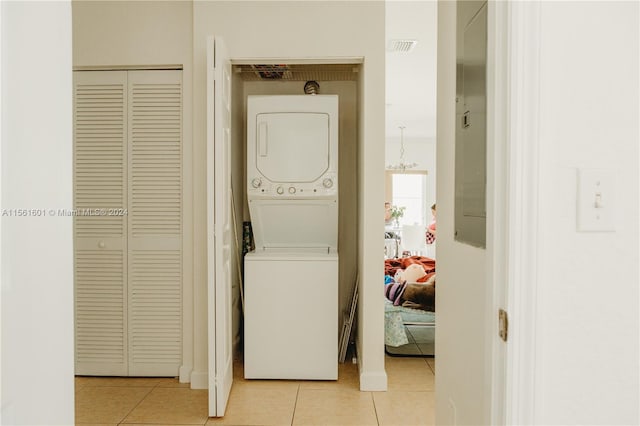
577 169 616 232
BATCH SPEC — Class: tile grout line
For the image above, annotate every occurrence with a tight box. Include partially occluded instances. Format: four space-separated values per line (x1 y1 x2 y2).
290 384 301 426
116 385 155 425
371 391 381 426
425 357 435 375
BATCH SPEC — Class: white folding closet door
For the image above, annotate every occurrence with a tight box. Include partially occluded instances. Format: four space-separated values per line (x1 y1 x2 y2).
127 70 183 376
206 36 234 417
74 71 129 376
73 70 182 377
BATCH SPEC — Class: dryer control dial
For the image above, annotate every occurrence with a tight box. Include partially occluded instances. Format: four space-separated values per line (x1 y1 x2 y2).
251 177 262 188
322 178 334 189
276 186 284 195
288 187 296 194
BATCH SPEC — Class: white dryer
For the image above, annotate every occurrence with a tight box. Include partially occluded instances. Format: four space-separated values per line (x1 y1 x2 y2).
244 95 339 380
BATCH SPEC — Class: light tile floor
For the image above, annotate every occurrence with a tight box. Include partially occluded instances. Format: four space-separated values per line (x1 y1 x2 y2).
385 326 435 357
75 355 435 426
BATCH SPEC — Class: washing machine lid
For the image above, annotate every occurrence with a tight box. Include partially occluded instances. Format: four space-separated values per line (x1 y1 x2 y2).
255 112 330 183
249 199 338 251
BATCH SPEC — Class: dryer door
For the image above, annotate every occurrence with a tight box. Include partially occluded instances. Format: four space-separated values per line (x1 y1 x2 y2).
255 112 329 183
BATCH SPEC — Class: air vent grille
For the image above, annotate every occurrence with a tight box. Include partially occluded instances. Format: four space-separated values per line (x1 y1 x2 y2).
387 39 418 52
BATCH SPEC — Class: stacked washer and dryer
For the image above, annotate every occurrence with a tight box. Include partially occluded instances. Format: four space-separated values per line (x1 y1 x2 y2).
244 94 339 380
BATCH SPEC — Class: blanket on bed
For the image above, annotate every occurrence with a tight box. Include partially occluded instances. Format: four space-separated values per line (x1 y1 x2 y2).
385 300 436 347
384 256 436 282
385 279 436 312
384 256 436 312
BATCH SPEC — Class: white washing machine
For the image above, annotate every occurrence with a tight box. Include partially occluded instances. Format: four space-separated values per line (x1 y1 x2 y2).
244 95 339 380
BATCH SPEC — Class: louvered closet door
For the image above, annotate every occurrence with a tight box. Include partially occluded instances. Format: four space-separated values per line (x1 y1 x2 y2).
74 71 128 376
127 70 182 376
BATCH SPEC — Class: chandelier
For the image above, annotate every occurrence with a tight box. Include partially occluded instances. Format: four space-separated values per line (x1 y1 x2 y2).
387 126 418 171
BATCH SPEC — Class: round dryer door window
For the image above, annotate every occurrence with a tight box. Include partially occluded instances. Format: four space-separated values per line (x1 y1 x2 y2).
255 112 330 183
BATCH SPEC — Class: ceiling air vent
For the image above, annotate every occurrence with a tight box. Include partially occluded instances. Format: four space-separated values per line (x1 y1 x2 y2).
387 39 418 53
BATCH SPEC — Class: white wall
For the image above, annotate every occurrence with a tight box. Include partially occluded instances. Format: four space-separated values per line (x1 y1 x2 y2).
1 2 74 424
435 1 489 424
72 0 196 384
534 2 638 424
73 1 193 68
192 1 387 390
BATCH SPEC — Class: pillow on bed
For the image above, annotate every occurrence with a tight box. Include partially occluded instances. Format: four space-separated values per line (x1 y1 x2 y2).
385 282 406 306
402 275 436 312
401 263 427 283
385 275 436 311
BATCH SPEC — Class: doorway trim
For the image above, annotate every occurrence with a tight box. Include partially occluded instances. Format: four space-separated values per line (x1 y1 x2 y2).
485 0 542 423
497 1 542 424
485 1 509 424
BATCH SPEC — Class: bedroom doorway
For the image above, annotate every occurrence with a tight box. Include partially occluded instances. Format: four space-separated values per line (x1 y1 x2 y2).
383 0 438 394
385 1 511 424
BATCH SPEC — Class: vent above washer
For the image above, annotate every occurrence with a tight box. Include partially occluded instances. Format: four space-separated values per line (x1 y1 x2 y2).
387 39 418 53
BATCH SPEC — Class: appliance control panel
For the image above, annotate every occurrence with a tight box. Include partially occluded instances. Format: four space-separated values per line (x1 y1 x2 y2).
248 173 337 198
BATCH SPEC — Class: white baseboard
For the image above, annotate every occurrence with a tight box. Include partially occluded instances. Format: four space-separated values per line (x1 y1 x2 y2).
359 370 388 391
190 370 208 389
355 337 388 391
179 365 192 383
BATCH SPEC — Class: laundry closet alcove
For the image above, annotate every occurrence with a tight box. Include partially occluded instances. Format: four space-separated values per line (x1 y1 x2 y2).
224 60 362 368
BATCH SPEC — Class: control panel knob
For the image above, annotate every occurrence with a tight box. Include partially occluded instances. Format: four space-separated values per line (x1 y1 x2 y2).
251 177 262 188
322 178 334 188
288 187 296 194
276 186 284 195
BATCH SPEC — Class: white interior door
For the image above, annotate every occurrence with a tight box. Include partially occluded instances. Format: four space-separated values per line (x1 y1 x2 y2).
435 1 510 424
207 36 233 417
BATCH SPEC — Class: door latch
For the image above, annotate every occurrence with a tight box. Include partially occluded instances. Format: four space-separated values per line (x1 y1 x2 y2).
498 309 508 342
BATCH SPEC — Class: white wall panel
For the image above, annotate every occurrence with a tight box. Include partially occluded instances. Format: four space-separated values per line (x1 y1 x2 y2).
534 2 639 424
1 1 74 423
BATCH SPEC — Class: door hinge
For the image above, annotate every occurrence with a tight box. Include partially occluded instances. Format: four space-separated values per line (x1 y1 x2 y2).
498 309 508 342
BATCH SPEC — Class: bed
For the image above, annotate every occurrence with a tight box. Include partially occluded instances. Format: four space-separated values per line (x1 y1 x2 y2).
384 256 436 356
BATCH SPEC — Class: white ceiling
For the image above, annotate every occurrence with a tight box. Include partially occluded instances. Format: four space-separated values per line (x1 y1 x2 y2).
385 0 438 140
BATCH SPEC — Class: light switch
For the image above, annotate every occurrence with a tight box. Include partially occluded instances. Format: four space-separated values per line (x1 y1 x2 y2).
577 169 616 232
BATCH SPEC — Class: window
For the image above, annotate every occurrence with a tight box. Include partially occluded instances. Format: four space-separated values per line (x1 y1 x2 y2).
386 171 429 227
